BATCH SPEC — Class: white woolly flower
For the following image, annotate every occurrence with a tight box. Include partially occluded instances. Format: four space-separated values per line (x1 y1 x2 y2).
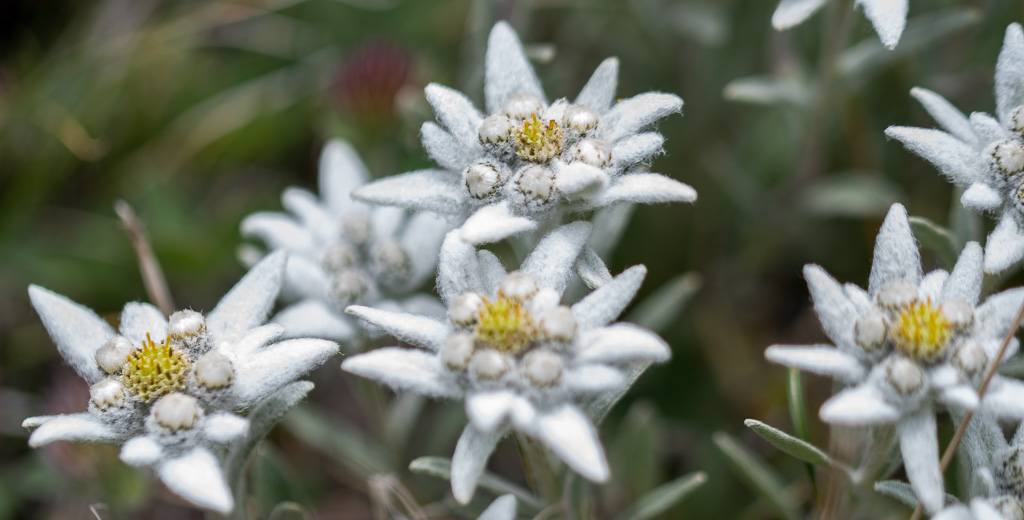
765 203 1024 514
887 24 1024 273
241 139 452 343
349 22 695 230
341 220 670 504
21 251 337 513
772 0 908 49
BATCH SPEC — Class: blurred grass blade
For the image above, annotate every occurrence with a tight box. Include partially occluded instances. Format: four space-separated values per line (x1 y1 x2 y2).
384 393 425 454
743 420 831 468
282 405 393 481
408 456 544 512
712 431 800 520
839 8 979 83
624 272 702 334
787 369 821 501
722 75 810 106
616 472 707 520
909 216 959 269
873 480 919 509
268 502 310 520
799 172 903 218
589 203 636 259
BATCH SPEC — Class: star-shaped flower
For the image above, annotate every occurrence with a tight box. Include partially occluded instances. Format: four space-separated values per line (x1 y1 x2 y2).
887 24 1024 273
350 22 694 230
241 139 451 344
766 203 1024 513
772 0 907 49
932 422 1024 520
341 216 670 503
22 251 337 513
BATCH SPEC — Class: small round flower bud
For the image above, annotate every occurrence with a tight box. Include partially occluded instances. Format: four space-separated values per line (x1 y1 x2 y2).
517 165 555 202
940 298 974 329
465 163 502 199
570 139 612 168
876 281 918 309
993 139 1024 176
993 495 1024 520
90 378 126 409
498 271 538 301
330 269 370 306
539 306 577 341
341 213 373 244
854 312 887 352
194 351 234 389
168 310 206 345
449 293 485 326
953 340 988 378
1013 106 1024 135
885 357 926 396
469 349 510 380
322 244 357 272
502 93 543 120
96 336 133 375
441 334 476 371
370 240 412 282
479 114 513 143
152 393 201 431
562 104 599 133
524 350 563 387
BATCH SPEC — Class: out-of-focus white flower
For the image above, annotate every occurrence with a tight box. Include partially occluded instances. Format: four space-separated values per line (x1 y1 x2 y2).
241 139 451 344
478 495 517 520
887 24 1024 273
22 251 337 513
341 218 670 504
772 0 907 49
766 203 1024 514
350 22 694 230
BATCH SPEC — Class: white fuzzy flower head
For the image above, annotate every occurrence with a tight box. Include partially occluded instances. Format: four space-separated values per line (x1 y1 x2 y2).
887 24 1024 273
772 0 908 49
22 251 337 514
241 139 452 344
766 203 1024 514
342 222 671 504
349 22 695 229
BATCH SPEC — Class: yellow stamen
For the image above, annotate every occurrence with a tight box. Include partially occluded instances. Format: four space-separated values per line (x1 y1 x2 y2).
891 299 953 361
513 114 563 163
474 296 537 353
121 333 191 402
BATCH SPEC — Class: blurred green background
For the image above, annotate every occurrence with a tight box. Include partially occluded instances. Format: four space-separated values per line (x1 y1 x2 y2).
3 0 1024 518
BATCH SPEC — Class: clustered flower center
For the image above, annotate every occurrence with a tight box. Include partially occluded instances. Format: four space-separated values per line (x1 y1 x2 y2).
121 333 191 402
513 114 564 163
474 295 537 354
890 299 953 361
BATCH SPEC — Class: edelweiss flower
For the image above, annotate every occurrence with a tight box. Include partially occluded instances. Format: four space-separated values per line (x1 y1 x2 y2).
241 139 451 343
772 0 907 49
22 251 337 513
350 22 694 228
887 24 1024 273
933 420 1024 520
766 203 1024 513
341 216 670 503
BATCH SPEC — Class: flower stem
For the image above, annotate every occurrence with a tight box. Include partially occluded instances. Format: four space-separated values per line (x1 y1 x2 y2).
514 432 561 504
115 199 175 316
908 297 1024 520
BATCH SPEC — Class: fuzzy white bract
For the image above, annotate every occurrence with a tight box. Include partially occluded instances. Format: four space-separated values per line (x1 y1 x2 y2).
241 139 451 344
930 418 1024 519
21 251 337 513
772 0 908 49
765 203 1024 513
349 22 695 229
341 220 670 503
887 24 1024 273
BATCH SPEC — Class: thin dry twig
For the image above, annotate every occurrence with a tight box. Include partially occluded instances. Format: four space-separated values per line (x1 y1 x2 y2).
115 199 174 316
908 297 1024 520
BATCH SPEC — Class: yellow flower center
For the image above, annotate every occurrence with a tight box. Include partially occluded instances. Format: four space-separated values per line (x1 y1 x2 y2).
891 300 953 361
474 296 537 353
513 114 563 163
121 333 191 402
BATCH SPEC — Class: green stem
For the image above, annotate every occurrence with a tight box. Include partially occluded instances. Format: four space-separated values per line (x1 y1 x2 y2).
514 433 562 504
